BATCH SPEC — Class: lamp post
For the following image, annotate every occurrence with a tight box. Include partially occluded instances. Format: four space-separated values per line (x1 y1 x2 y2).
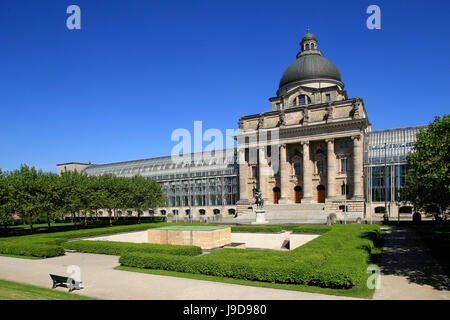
383 143 389 223
188 159 193 223
344 177 347 224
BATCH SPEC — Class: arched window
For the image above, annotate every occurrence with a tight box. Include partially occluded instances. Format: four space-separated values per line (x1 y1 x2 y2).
148 210 154 216
160 210 167 215
228 209 236 215
213 209 220 215
185 209 191 215
199 209 206 215
292 95 311 107
171 209 177 216
311 43 315 49
305 43 310 50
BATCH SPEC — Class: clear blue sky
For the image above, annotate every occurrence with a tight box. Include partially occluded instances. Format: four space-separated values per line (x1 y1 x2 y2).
0 0 449 172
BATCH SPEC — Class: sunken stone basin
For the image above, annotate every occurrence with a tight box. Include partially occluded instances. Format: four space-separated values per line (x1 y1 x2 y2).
147 226 231 250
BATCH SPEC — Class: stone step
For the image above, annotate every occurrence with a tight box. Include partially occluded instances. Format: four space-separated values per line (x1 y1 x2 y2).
264 203 326 211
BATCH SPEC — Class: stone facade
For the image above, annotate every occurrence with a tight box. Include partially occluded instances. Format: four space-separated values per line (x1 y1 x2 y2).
236 31 370 215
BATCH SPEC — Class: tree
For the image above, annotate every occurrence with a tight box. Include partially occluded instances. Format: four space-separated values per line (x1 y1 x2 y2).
401 115 450 219
8 165 43 233
0 170 14 231
35 171 63 229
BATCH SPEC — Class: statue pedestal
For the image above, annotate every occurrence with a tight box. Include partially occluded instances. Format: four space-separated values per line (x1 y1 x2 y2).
252 208 268 225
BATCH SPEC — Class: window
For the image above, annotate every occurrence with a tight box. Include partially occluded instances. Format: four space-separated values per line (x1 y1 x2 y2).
171 209 177 216
213 209 220 215
228 209 236 215
160 210 166 215
326 94 331 102
294 162 302 175
305 43 310 50
251 166 258 178
299 95 306 105
375 207 386 214
341 158 348 173
317 160 324 174
293 95 311 107
148 210 154 216
276 103 281 110
311 43 315 49
185 209 190 215
199 209 206 215
341 183 349 195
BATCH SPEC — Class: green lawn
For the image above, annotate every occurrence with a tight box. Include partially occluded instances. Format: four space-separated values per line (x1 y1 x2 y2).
0 279 97 300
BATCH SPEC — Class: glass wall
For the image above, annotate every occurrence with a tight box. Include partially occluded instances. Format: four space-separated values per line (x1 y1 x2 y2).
83 149 239 207
364 126 425 203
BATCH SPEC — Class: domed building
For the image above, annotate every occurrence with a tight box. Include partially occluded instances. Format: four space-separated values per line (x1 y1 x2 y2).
58 29 425 223
236 29 370 216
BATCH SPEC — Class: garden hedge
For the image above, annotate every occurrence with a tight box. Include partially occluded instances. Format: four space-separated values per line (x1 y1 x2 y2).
119 225 383 288
63 240 202 256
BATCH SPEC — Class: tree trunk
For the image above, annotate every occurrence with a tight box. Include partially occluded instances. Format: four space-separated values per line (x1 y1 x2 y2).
137 211 141 224
29 212 34 234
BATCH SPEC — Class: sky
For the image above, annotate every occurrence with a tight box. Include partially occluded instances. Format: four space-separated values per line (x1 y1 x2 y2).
0 0 449 172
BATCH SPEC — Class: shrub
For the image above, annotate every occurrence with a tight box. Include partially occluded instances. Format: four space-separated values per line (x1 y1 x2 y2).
119 224 383 289
0 242 64 258
63 240 202 256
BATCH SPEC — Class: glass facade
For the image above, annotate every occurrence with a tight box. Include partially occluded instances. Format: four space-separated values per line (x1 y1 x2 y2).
83 149 239 208
364 126 426 202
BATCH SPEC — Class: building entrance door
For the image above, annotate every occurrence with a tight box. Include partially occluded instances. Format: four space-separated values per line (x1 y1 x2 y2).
317 185 325 203
294 186 302 203
273 187 281 204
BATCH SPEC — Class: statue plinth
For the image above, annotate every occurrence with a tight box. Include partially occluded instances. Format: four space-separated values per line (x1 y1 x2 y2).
252 208 268 224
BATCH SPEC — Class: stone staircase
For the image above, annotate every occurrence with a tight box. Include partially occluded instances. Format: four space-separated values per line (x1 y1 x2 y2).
222 203 333 225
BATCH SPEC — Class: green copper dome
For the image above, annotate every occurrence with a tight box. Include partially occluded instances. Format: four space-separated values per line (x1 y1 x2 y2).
278 53 342 88
278 29 343 93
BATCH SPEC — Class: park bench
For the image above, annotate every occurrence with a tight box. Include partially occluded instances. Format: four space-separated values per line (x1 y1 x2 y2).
49 274 82 292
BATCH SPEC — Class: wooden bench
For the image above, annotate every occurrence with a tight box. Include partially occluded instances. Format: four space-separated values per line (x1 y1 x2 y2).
49 274 82 292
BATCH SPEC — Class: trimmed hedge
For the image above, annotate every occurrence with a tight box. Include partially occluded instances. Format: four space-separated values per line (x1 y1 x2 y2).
0 241 64 258
63 240 202 256
0 222 213 258
119 225 383 289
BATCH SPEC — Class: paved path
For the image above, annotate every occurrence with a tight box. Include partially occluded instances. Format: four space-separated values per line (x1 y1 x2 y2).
374 227 450 300
0 253 358 300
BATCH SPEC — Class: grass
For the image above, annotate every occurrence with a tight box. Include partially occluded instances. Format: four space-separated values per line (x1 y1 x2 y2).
0 279 97 300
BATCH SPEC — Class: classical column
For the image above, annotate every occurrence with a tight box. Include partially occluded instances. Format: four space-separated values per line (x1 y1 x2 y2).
237 148 250 205
258 146 268 200
302 141 312 203
278 144 290 204
352 135 364 200
326 139 336 200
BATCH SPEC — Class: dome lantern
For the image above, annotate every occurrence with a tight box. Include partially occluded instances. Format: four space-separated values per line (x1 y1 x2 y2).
276 28 344 96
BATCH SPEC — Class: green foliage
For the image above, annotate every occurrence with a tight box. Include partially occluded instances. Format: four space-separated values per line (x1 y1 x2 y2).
401 115 450 217
0 165 166 232
119 224 383 289
63 240 202 256
0 222 211 258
